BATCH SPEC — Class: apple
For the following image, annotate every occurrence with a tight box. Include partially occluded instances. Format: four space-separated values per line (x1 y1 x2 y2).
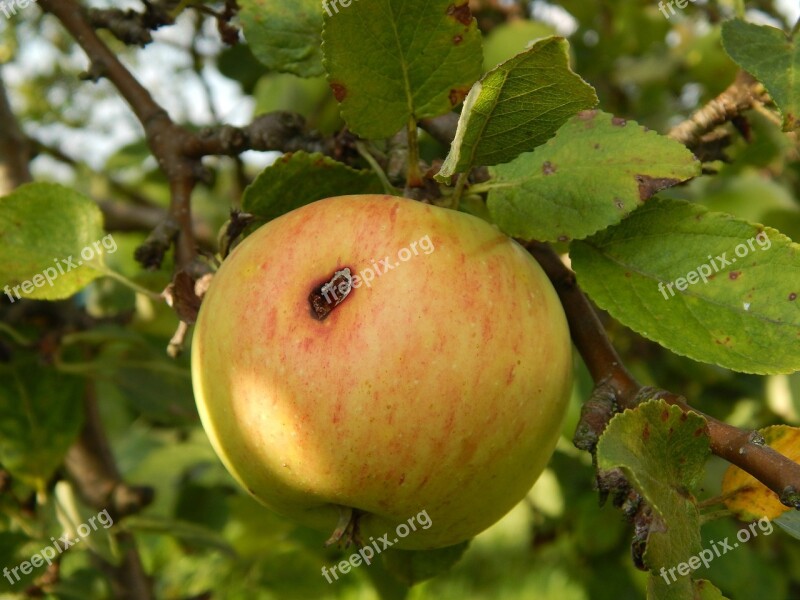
191 194 572 550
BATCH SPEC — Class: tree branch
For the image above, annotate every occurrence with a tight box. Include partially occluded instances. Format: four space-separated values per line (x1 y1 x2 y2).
667 71 769 148
65 386 155 600
184 113 333 158
0 70 33 194
39 0 198 272
525 242 800 510
39 0 333 274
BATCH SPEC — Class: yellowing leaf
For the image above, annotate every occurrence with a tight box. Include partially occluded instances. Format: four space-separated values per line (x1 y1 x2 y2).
722 425 800 520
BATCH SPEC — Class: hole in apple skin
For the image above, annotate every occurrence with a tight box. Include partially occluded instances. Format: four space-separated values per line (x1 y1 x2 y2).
309 267 354 321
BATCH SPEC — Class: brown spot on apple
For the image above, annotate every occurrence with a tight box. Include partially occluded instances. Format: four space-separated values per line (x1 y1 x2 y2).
309 267 354 321
542 161 556 175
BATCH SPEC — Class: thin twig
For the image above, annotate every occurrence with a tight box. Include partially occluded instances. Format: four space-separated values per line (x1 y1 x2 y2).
40 0 330 274
667 71 767 148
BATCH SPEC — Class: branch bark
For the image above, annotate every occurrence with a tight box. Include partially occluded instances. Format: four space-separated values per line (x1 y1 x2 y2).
39 0 334 274
0 71 32 194
39 0 198 272
525 242 800 510
668 71 769 148
64 386 155 600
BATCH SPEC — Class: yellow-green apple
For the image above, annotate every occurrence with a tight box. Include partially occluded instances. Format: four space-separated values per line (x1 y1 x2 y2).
191 194 572 549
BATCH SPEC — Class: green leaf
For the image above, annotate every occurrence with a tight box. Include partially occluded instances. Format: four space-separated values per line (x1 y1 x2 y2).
437 37 597 180
487 110 700 241
91 339 196 427
381 541 470 585
239 0 324 77
0 362 84 487
774 510 800 541
322 0 483 139
721 19 800 130
218 43 267 93
0 182 108 301
0 532 35 591
596 399 709 600
241 151 385 222
571 198 800 374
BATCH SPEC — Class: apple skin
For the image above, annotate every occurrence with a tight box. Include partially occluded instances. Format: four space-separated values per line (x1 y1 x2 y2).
191 194 572 549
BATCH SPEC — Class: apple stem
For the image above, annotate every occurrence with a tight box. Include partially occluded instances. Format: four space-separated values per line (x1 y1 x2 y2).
451 172 469 210
356 141 396 194
324 505 355 547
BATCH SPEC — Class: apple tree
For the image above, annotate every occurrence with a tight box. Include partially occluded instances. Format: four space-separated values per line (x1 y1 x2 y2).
0 1 799 599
